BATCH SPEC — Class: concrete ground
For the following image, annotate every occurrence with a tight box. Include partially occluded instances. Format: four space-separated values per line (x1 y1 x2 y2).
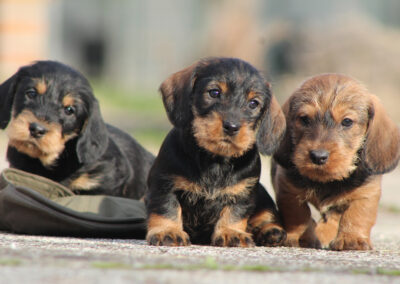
0 133 400 283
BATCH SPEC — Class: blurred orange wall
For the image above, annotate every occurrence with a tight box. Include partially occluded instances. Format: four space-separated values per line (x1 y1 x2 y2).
0 0 49 79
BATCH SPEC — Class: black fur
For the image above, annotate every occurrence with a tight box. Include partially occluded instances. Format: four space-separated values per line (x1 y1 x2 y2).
147 58 285 246
0 61 154 199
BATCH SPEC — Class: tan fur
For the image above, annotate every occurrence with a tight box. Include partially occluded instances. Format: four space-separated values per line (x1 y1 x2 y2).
211 207 253 247
62 94 75 107
172 175 258 202
146 208 190 246
6 110 69 166
272 74 399 250
248 209 285 246
192 111 256 157
69 173 100 190
34 79 47 95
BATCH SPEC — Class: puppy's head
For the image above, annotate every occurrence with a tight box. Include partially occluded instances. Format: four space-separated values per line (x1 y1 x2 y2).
274 74 400 182
0 61 108 166
159 57 285 157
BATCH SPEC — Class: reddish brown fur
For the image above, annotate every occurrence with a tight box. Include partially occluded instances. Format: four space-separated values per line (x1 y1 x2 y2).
192 111 256 157
272 74 400 250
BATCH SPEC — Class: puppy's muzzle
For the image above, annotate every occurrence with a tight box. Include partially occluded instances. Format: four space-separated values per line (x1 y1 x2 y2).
29 122 48 138
223 121 240 136
309 149 329 165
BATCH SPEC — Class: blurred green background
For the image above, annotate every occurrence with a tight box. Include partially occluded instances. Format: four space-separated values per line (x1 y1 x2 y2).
1 0 400 153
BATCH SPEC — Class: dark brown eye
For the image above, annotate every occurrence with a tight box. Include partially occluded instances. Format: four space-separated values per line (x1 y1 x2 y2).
299 115 311 126
208 89 221 98
341 118 353 128
248 99 260 109
64 106 75 115
25 88 37 99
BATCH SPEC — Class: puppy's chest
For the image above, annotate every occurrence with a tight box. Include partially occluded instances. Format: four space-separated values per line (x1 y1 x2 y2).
173 168 257 204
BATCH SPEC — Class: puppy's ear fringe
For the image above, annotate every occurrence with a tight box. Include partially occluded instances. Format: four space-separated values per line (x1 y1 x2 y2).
76 98 109 164
0 74 17 129
256 95 286 156
159 63 197 128
271 98 293 168
362 94 400 174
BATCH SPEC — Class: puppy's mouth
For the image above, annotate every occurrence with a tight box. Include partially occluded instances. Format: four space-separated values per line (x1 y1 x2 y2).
6 110 68 166
293 147 358 183
192 113 256 157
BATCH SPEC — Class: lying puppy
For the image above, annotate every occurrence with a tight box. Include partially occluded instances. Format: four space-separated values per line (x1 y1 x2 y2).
146 57 287 247
272 74 400 250
0 61 154 199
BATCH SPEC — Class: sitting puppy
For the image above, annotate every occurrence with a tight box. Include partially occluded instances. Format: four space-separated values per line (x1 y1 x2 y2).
146 57 287 247
272 74 400 250
0 61 154 199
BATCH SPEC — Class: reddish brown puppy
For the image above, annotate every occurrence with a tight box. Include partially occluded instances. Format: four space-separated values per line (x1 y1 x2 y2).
146 58 287 247
272 74 400 250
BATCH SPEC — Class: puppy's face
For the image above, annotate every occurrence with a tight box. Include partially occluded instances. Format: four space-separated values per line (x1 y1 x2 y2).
0 61 104 166
286 75 372 182
191 61 270 157
160 58 286 158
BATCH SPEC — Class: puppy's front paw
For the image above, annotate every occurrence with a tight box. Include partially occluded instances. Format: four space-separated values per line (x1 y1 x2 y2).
147 229 191 246
212 229 255 247
329 234 372 251
284 232 321 249
253 224 286 247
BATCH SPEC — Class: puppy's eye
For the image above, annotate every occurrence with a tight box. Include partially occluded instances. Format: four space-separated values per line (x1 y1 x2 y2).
248 99 260 109
299 115 311 126
64 106 75 115
208 89 221 98
25 88 37 99
341 118 353 128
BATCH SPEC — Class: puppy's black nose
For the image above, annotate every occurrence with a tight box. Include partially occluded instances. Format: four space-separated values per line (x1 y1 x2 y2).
29 122 48 138
223 121 240 136
309 149 329 165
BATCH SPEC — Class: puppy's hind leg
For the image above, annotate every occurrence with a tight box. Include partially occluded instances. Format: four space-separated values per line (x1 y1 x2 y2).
248 184 287 247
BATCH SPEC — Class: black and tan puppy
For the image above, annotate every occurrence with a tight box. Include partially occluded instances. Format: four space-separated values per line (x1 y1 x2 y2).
272 74 400 250
0 61 154 199
146 57 287 247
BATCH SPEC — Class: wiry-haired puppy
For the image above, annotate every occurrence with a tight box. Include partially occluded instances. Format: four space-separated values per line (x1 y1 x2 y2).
272 74 400 250
146 57 287 247
0 61 154 198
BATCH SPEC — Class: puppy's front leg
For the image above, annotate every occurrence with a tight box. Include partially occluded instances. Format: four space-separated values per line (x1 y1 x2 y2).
329 177 381 251
274 172 321 248
146 193 190 246
212 206 254 247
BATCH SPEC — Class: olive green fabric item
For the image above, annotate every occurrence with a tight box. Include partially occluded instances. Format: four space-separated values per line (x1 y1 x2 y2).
0 168 146 238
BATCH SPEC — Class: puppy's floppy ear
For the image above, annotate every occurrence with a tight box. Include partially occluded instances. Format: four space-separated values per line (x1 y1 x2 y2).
0 74 17 129
271 98 294 168
362 94 400 174
256 86 286 155
159 63 196 128
76 98 109 164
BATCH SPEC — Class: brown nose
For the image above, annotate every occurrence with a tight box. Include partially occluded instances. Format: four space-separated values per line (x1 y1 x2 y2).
29 122 48 138
223 121 240 136
309 149 329 165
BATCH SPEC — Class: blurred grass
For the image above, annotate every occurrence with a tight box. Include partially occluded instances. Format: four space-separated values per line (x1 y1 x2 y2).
92 83 164 114
91 82 170 152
